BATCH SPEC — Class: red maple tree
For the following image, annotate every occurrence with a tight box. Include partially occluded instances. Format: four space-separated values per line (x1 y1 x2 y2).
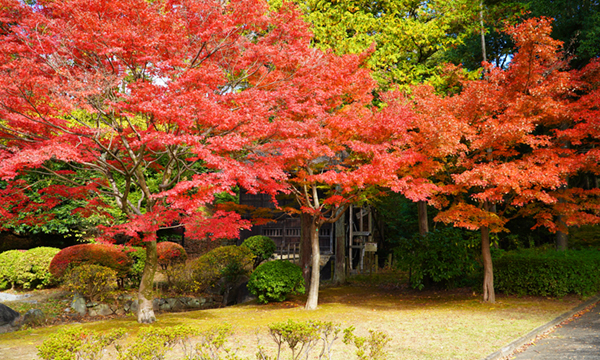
0 0 390 320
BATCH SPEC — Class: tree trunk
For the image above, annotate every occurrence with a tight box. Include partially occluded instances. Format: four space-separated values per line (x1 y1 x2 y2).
334 210 346 284
305 219 321 310
417 200 429 236
137 238 157 323
481 203 495 303
300 213 312 287
556 197 568 251
556 230 568 251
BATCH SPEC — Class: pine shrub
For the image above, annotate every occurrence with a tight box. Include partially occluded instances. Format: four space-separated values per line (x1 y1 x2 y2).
241 235 276 269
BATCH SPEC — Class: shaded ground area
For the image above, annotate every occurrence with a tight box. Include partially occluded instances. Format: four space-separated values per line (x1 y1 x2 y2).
511 301 600 360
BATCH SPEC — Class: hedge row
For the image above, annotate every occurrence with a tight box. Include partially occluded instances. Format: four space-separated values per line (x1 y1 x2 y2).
495 249 600 297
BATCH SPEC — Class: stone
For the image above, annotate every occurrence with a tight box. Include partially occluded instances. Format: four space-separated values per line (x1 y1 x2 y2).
184 297 201 308
0 303 21 333
71 294 87 316
23 309 44 326
152 298 161 311
118 294 134 301
168 298 185 311
89 304 112 317
0 303 20 326
129 300 139 313
159 299 171 311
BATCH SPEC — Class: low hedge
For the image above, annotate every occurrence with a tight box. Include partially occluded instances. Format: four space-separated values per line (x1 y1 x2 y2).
495 249 600 297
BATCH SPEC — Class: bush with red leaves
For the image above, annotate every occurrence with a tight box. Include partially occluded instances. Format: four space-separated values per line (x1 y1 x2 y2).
157 241 187 270
49 243 132 278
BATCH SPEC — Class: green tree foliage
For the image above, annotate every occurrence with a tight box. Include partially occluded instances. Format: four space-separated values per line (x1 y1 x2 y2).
289 0 479 87
394 228 479 290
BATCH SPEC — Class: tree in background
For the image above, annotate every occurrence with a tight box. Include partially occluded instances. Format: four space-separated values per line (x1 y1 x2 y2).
419 18 595 302
0 0 379 321
289 0 479 88
521 0 600 69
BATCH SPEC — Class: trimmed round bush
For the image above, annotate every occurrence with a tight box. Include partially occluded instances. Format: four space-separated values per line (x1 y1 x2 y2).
169 245 255 294
49 243 132 279
157 241 187 269
63 264 117 302
18 247 61 289
241 235 276 268
0 250 25 289
248 260 305 304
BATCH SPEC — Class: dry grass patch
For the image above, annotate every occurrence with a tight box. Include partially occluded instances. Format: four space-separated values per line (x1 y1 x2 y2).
0 281 585 360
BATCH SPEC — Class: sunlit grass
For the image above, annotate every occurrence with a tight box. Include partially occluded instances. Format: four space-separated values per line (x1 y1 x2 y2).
0 272 585 360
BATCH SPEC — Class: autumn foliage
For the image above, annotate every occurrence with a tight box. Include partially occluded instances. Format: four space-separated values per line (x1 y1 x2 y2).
49 244 132 279
156 241 187 270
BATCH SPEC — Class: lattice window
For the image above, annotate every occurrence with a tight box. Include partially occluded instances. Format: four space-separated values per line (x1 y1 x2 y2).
263 228 282 237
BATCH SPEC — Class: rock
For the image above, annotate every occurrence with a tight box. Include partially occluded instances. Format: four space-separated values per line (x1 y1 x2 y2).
71 294 87 316
152 299 161 311
89 304 112 317
118 294 134 301
159 299 171 311
0 303 20 326
0 303 21 333
23 309 44 326
130 300 139 313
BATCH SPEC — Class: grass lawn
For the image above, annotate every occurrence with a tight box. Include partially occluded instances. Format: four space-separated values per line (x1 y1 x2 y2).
0 274 586 360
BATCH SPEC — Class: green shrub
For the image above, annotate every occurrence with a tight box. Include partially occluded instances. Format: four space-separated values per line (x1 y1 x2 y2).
343 326 390 360
17 247 61 289
49 243 132 279
393 228 479 290
495 249 600 297
241 235 276 268
37 327 125 360
248 260 305 304
190 245 255 291
0 250 25 289
157 241 187 270
166 245 254 294
63 264 118 302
